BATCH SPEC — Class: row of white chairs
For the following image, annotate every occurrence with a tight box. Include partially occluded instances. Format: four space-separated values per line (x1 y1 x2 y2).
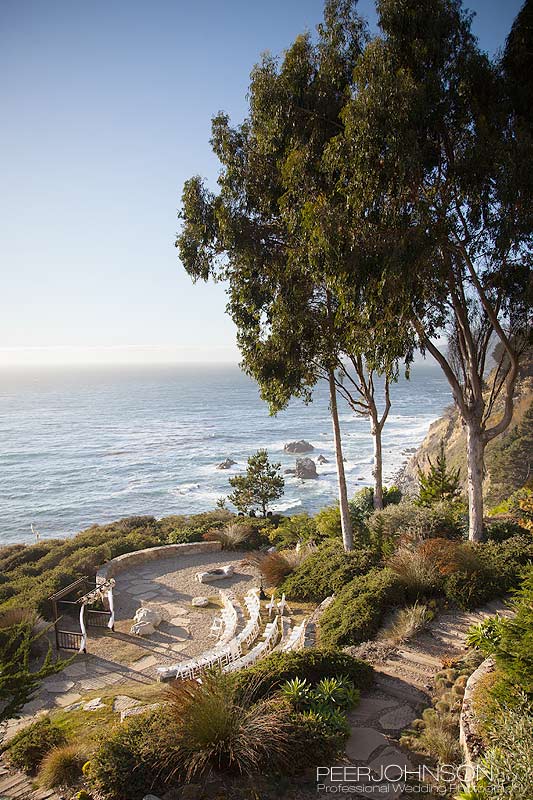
224 616 280 673
281 619 307 652
157 588 261 681
209 591 239 644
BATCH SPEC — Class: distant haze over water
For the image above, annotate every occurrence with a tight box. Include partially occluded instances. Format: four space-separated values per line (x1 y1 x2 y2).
0 362 452 543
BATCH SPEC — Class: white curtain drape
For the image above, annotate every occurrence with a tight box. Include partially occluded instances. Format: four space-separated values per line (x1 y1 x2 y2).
107 586 115 629
79 603 87 653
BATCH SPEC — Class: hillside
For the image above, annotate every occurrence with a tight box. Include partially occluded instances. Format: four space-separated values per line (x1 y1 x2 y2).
400 355 533 507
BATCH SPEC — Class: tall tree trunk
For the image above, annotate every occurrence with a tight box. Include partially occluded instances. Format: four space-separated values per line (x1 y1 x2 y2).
371 414 384 511
466 419 485 542
328 369 353 551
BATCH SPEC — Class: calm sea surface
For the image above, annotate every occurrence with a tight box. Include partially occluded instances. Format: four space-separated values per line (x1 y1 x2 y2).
0 362 452 543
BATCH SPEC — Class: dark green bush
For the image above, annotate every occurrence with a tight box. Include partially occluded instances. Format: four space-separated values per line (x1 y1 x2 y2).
494 565 533 693
87 709 173 800
288 711 348 766
483 520 528 542
350 485 402 522
268 513 318 549
234 648 373 700
4 717 66 774
441 535 533 609
319 567 406 648
280 540 381 602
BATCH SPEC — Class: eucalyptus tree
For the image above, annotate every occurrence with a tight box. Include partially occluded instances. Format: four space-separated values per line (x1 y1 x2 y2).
334 0 532 541
177 1 367 550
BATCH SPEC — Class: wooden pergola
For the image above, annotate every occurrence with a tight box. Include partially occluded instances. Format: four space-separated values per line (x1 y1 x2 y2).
49 576 115 652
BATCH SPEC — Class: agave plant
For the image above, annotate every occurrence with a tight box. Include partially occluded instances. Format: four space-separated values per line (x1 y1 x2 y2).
466 616 506 655
279 677 312 711
312 676 359 711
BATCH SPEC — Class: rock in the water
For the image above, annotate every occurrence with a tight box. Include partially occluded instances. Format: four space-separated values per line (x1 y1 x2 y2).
284 468 296 474
316 454 329 464
191 596 209 607
295 457 318 479
216 458 236 469
284 439 314 454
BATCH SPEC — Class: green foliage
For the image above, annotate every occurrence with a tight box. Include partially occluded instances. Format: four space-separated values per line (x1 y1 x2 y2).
228 449 284 517
488 487 532 518
494 566 533 693
268 513 318 549
234 648 373 701
0 616 68 722
483 519 528 542
4 717 66 774
474 695 533 800
280 675 359 715
466 617 506 656
86 708 173 800
350 485 402 521
38 744 86 789
319 567 406 648
417 441 462 506
367 500 465 550
165 671 295 781
280 539 381 602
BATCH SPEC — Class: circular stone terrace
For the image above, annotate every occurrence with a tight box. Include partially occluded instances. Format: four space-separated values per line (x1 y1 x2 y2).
7 546 261 735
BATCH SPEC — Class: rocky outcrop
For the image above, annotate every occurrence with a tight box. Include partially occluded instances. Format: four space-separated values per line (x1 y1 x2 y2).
217 458 236 470
295 457 318 479
284 440 314 454
317 454 329 464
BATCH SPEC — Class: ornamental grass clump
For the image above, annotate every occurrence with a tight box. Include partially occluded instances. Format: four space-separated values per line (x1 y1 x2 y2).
164 672 294 780
203 522 254 549
380 602 434 644
38 744 86 789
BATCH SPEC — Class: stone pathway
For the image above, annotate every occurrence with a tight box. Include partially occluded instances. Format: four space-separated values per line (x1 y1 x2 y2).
333 598 511 798
0 761 61 800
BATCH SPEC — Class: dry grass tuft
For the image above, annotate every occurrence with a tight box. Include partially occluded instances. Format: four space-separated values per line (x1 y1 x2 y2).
203 522 254 549
38 744 86 789
246 547 309 587
380 602 432 644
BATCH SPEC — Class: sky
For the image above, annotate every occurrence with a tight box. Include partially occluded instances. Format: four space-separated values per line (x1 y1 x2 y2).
0 0 524 366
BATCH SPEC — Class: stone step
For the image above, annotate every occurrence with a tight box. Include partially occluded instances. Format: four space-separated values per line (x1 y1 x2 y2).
374 671 430 708
0 774 28 792
397 648 443 669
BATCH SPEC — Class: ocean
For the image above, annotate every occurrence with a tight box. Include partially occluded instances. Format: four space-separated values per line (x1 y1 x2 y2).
0 362 452 543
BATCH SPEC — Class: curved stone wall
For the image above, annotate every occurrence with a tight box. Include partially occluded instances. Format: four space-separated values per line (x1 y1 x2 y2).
459 656 495 780
96 541 222 582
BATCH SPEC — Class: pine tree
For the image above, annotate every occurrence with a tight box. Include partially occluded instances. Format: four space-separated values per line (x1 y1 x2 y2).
228 450 284 517
417 441 462 506
0 621 67 723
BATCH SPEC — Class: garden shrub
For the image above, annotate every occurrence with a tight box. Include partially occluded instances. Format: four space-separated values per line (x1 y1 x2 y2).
350 485 402 522
314 503 368 545
4 717 66 774
494 565 533 693
234 648 373 700
319 568 406 648
367 500 465 550
280 539 381 602
483 520 527 542
166 671 295 780
87 708 174 800
268 513 318 549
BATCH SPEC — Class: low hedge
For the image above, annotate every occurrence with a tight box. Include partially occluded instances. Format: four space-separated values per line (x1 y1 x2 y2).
234 648 374 700
319 567 406 648
280 540 382 602
4 717 66 774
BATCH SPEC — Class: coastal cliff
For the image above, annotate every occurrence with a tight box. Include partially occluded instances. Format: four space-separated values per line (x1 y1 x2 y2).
400 355 533 506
